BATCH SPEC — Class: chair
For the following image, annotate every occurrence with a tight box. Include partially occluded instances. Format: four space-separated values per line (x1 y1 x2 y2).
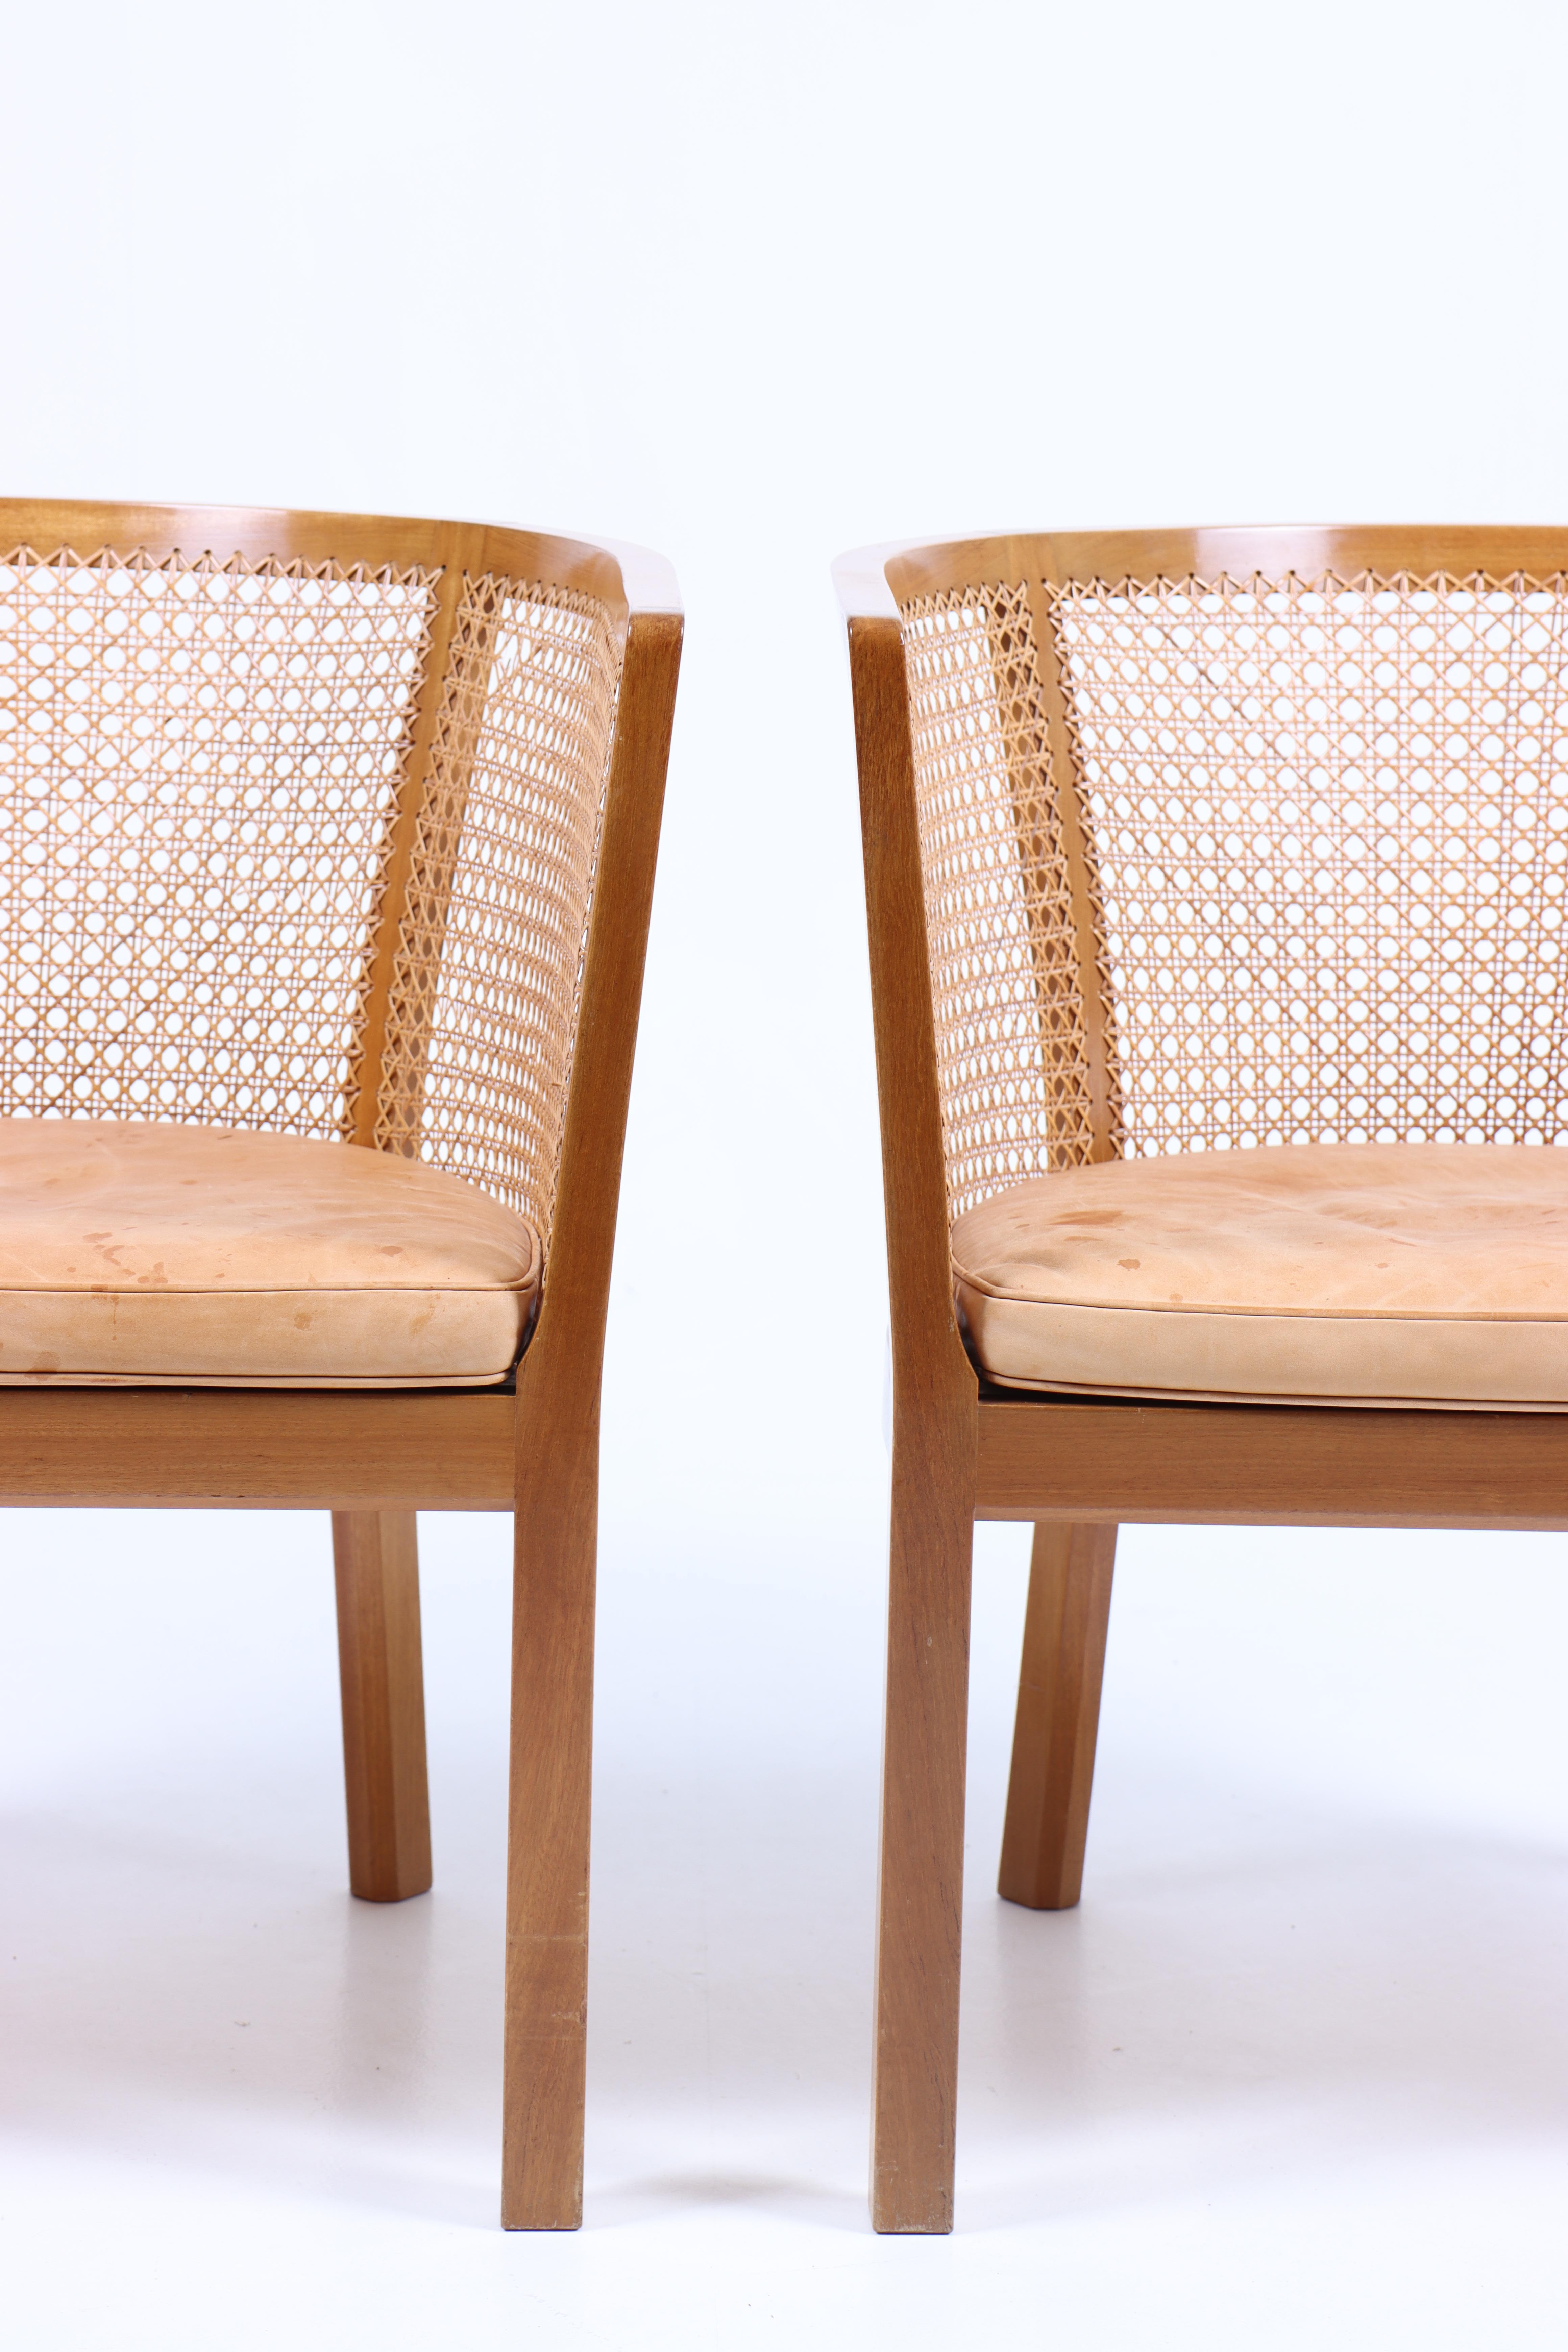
0 498 682 2229
836 525 1568 2233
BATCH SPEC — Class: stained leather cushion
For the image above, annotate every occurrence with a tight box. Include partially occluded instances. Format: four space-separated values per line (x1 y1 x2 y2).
952 1142 1568 1408
0 1118 539 1387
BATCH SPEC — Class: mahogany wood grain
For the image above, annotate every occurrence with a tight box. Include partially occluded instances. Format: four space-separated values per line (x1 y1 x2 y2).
347 554 468 1148
0 1388 515 1508
850 611 981 2235
501 605 683 2231
332 1511 432 1903
1020 578 1119 1162
975 1395 1568 1529
877 524 1568 606
998 1523 1116 1910
0 500 629 616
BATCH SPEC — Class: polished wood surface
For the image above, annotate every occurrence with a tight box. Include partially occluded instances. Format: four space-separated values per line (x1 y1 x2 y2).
0 1387 514 1508
501 603 684 2230
347 562 469 1150
0 500 634 624
998 1523 1116 1911
873 524 1568 607
976 1394 1568 1529
332 1511 433 1903
835 527 1568 2234
851 611 978 2235
1020 575 1120 1161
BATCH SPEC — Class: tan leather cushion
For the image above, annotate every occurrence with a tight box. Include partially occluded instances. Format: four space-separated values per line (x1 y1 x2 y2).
953 1143 1568 1408
0 1118 539 1387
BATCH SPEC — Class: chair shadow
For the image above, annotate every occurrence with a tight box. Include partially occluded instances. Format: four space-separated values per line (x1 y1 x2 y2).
953 1806 1568 2233
0 1798 505 2226
3 1749 1566 2235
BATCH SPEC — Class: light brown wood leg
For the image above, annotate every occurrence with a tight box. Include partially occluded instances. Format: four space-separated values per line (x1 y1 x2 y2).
501 1405 597 2230
871 1418 978 2235
331 1510 432 1904
998 1521 1116 1911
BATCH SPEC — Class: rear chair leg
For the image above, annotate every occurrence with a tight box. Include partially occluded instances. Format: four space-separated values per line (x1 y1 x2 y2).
332 1510 433 1903
998 1521 1116 1910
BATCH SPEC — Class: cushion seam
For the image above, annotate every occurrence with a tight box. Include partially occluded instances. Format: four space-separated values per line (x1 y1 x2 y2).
954 1270 1568 1323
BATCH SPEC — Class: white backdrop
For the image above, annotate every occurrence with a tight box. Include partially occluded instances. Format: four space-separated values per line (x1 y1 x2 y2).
3 5 1568 2346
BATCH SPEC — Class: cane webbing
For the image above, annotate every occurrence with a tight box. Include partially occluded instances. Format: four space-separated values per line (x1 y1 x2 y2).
0 547 436 1138
0 541 621 1252
372 578 619 1238
899 586 1102 1217
902 569 1568 1220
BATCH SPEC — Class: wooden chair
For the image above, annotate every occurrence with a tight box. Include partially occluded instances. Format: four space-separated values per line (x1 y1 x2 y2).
0 499 681 2229
837 526 1568 2233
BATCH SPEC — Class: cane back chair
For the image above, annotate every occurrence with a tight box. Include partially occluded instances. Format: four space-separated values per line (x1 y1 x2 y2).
838 525 1568 2231
0 499 681 2228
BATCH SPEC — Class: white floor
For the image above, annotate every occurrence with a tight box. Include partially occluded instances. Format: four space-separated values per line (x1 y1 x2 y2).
2 1503 1566 2349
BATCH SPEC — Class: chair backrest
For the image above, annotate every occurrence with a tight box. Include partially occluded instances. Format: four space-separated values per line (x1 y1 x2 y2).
868 527 1568 1224
0 500 660 1257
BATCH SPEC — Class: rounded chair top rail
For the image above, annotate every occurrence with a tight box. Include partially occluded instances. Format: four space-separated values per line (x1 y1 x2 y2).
0 498 681 629
834 525 1568 618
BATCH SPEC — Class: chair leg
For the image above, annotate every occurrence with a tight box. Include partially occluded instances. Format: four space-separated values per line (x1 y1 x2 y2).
331 1510 432 1903
871 1434 977 2235
998 1521 1116 1911
501 1437 597 2229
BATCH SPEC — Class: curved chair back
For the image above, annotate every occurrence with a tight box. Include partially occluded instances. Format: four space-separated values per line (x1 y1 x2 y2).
849 527 1568 1226
0 500 657 1258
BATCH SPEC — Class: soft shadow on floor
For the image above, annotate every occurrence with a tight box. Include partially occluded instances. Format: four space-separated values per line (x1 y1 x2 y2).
3 1522 1567 2246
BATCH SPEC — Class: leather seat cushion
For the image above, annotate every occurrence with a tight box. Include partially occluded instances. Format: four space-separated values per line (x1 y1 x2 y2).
0 1118 540 1387
952 1142 1568 1408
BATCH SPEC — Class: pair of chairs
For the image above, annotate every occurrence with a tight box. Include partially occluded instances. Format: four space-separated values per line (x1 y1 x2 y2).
4 501 1566 2235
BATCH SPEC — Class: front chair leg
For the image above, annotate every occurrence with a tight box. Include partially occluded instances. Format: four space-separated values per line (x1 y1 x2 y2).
331 1510 433 1903
501 1424 597 2230
872 1425 977 2235
998 1521 1116 1910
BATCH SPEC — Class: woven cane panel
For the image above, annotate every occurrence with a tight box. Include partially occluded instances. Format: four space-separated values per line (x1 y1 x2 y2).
900 585 1099 1217
1051 573 1568 1157
0 547 436 1135
373 577 619 1240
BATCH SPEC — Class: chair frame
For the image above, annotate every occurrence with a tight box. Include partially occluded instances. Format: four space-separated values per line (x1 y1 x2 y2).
0 501 682 2230
836 526 1568 2235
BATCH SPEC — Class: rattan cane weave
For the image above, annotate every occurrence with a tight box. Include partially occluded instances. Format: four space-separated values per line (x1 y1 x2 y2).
901 567 1568 1222
0 547 437 1139
372 578 619 1238
0 531 621 1252
899 586 1102 1216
